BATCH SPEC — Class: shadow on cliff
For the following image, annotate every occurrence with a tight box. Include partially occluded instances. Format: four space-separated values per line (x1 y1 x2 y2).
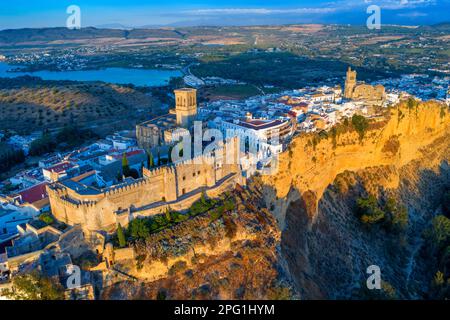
271 159 450 300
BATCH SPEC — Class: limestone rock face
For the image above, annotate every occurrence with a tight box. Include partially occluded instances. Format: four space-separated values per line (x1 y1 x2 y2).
261 101 450 299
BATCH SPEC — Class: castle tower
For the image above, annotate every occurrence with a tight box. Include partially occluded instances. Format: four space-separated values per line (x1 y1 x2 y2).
344 67 357 99
175 88 197 128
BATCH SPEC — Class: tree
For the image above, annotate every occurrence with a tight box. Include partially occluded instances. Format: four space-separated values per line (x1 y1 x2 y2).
427 215 450 250
29 133 56 156
117 223 126 248
356 195 385 224
147 151 154 169
116 170 123 182
129 219 150 239
443 190 450 218
122 153 130 176
384 198 408 232
200 190 207 205
351 114 369 141
0 144 25 172
165 207 172 223
2 271 65 300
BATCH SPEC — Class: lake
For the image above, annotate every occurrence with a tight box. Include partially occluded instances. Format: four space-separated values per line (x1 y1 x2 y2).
0 62 182 87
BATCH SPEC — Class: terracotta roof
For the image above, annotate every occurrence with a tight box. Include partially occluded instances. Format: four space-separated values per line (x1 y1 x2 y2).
46 161 76 173
16 182 48 204
112 149 145 160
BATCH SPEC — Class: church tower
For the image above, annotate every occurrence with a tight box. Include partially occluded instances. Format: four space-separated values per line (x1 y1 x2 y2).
344 67 357 99
175 88 197 128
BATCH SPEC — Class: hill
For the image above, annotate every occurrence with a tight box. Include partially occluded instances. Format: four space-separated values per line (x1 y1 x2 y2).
0 76 162 134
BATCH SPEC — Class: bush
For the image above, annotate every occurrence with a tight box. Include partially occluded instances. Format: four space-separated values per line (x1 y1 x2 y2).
2 271 65 300
170 211 189 223
189 197 216 216
39 213 54 225
210 206 224 221
223 215 238 239
356 195 385 224
128 218 150 240
382 136 400 155
168 260 187 276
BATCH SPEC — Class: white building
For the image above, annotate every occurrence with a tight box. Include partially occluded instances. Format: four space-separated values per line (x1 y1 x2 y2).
219 118 294 161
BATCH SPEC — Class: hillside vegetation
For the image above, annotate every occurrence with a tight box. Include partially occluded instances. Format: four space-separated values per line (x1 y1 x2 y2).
0 77 162 133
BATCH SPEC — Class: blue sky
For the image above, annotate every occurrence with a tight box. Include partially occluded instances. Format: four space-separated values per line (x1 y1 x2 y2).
0 0 449 29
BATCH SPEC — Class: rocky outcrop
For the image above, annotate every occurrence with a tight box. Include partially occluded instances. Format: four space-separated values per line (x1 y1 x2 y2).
261 101 450 299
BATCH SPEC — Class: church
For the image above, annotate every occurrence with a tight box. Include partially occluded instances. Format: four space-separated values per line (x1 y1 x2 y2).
344 67 385 104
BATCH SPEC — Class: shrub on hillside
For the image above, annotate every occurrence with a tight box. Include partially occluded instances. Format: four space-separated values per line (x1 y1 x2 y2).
384 198 408 232
356 195 385 224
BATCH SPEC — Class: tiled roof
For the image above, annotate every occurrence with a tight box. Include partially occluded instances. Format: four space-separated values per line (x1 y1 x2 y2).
16 182 48 204
46 161 76 173
111 149 145 160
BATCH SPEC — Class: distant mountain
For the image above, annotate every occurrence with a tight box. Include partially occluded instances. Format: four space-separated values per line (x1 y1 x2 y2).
0 27 184 44
95 23 133 30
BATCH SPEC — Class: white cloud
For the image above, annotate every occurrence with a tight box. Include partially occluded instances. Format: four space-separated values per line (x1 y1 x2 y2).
186 8 337 16
184 0 437 17
397 11 429 17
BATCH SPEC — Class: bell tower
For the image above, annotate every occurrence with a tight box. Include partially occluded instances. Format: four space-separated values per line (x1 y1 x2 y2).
175 88 197 128
344 67 357 99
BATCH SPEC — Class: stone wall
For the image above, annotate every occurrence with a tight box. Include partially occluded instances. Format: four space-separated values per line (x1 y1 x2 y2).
48 138 243 233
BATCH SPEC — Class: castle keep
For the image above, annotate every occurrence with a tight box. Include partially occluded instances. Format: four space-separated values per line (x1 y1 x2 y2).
47 138 243 233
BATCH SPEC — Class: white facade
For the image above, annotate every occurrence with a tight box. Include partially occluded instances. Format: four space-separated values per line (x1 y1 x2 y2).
219 119 292 161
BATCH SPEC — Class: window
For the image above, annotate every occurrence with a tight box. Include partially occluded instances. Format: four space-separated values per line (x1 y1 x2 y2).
182 188 186 195
193 172 196 177
182 176 186 181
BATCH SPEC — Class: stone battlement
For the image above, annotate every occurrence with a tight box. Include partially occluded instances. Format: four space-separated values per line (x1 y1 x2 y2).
49 137 243 232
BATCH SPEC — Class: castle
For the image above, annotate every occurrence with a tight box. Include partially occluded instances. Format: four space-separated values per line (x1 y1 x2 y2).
47 137 243 233
344 67 385 103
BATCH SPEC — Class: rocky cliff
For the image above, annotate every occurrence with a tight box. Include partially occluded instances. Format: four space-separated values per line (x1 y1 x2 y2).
261 101 450 299
101 101 449 300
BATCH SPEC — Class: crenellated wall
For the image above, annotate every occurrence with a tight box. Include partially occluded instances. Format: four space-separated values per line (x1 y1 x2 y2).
48 138 243 233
